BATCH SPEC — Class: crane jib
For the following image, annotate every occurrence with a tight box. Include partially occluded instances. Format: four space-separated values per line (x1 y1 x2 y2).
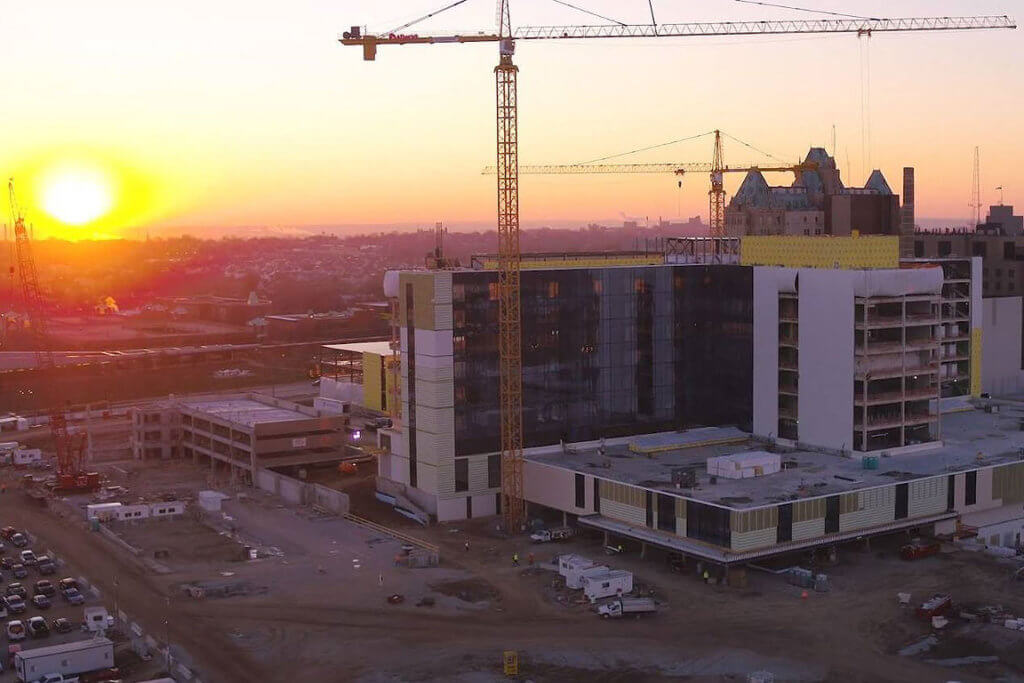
339 15 1015 47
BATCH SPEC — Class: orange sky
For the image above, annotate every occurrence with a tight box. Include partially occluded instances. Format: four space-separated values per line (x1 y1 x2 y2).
1 1 1021 238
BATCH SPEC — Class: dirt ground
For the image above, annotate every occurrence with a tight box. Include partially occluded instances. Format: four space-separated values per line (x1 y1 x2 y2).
3 460 1024 682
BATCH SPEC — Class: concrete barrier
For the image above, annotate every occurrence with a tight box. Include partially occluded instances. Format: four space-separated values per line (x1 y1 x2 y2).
254 468 349 513
311 483 350 515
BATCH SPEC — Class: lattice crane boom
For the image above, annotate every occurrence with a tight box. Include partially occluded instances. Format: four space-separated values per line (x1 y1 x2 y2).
339 5 1016 533
7 180 76 487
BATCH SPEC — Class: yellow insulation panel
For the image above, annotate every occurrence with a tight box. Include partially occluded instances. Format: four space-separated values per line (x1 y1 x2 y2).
476 255 663 270
362 352 384 412
740 236 899 269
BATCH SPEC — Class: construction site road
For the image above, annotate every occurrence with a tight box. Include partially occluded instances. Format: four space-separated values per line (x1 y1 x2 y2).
3 484 1022 681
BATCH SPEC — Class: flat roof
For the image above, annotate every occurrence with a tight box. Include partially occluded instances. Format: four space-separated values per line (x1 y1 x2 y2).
525 408 1024 510
181 398 312 427
322 341 393 356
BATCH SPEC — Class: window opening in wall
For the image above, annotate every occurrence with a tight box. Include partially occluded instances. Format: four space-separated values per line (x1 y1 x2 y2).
487 454 500 489
574 473 585 508
966 470 977 505
895 483 909 519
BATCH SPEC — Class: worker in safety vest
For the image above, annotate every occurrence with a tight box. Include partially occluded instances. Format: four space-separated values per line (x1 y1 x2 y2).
512 553 520 567
703 570 710 584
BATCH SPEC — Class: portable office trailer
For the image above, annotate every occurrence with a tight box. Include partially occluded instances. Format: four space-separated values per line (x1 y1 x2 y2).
567 564 610 590
557 554 594 579
14 637 114 682
583 569 633 603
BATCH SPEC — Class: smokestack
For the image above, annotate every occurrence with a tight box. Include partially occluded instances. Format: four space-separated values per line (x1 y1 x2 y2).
902 167 915 236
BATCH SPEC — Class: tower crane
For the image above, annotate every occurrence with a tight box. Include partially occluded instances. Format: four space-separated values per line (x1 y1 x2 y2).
339 5 1016 533
8 180 97 493
481 131 820 236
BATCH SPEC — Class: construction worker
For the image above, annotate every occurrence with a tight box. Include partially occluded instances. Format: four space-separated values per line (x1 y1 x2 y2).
527 552 534 566
464 540 470 552
617 544 623 554
702 569 710 585
512 552 520 567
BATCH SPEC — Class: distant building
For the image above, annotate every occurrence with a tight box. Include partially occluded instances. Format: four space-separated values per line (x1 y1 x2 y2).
908 205 1024 298
157 292 271 325
131 394 350 484
725 148 900 237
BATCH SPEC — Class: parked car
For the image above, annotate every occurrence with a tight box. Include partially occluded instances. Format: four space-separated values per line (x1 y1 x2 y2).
35 555 55 575
6 582 27 598
61 587 85 605
0 556 13 571
12 564 27 579
1 527 17 541
34 580 55 597
0 540 7 554
31 594 50 610
4 595 26 613
27 615 49 638
50 617 72 634
57 577 79 593
10 533 28 548
6 619 25 641
19 550 36 566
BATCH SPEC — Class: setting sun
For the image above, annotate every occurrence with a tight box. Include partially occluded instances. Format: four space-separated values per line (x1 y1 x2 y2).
40 166 113 226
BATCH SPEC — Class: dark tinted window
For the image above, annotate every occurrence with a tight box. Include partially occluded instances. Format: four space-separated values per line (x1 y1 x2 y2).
451 266 753 455
914 241 924 257
454 459 468 493
574 473 585 508
973 241 987 257
487 455 500 489
939 241 952 256
966 470 977 505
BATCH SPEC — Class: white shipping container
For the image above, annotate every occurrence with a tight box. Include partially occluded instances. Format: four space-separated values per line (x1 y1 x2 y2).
583 569 633 603
15 637 114 682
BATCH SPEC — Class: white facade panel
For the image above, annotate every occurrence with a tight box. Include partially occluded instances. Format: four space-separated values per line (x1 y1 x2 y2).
415 432 454 468
982 296 1024 395
752 267 785 437
437 496 466 522
433 304 453 330
433 271 453 304
908 477 948 518
467 456 495 494
471 493 498 517
839 488 895 533
601 500 645 527
792 517 825 541
412 380 454 409
798 269 855 450
731 527 776 552
414 329 454 357
412 406 454 435
524 461 595 514
416 460 440 496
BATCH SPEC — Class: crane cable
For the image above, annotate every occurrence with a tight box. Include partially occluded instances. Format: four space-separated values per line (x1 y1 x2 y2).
549 0 626 26
719 132 789 164
388 0 473 35
733 0 880 21
578 131 715 165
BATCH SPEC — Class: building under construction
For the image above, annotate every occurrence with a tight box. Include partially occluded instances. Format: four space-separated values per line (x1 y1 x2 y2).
373 235 989 527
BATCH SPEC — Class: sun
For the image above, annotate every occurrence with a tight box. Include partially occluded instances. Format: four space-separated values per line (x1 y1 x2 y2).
40 166 113 226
